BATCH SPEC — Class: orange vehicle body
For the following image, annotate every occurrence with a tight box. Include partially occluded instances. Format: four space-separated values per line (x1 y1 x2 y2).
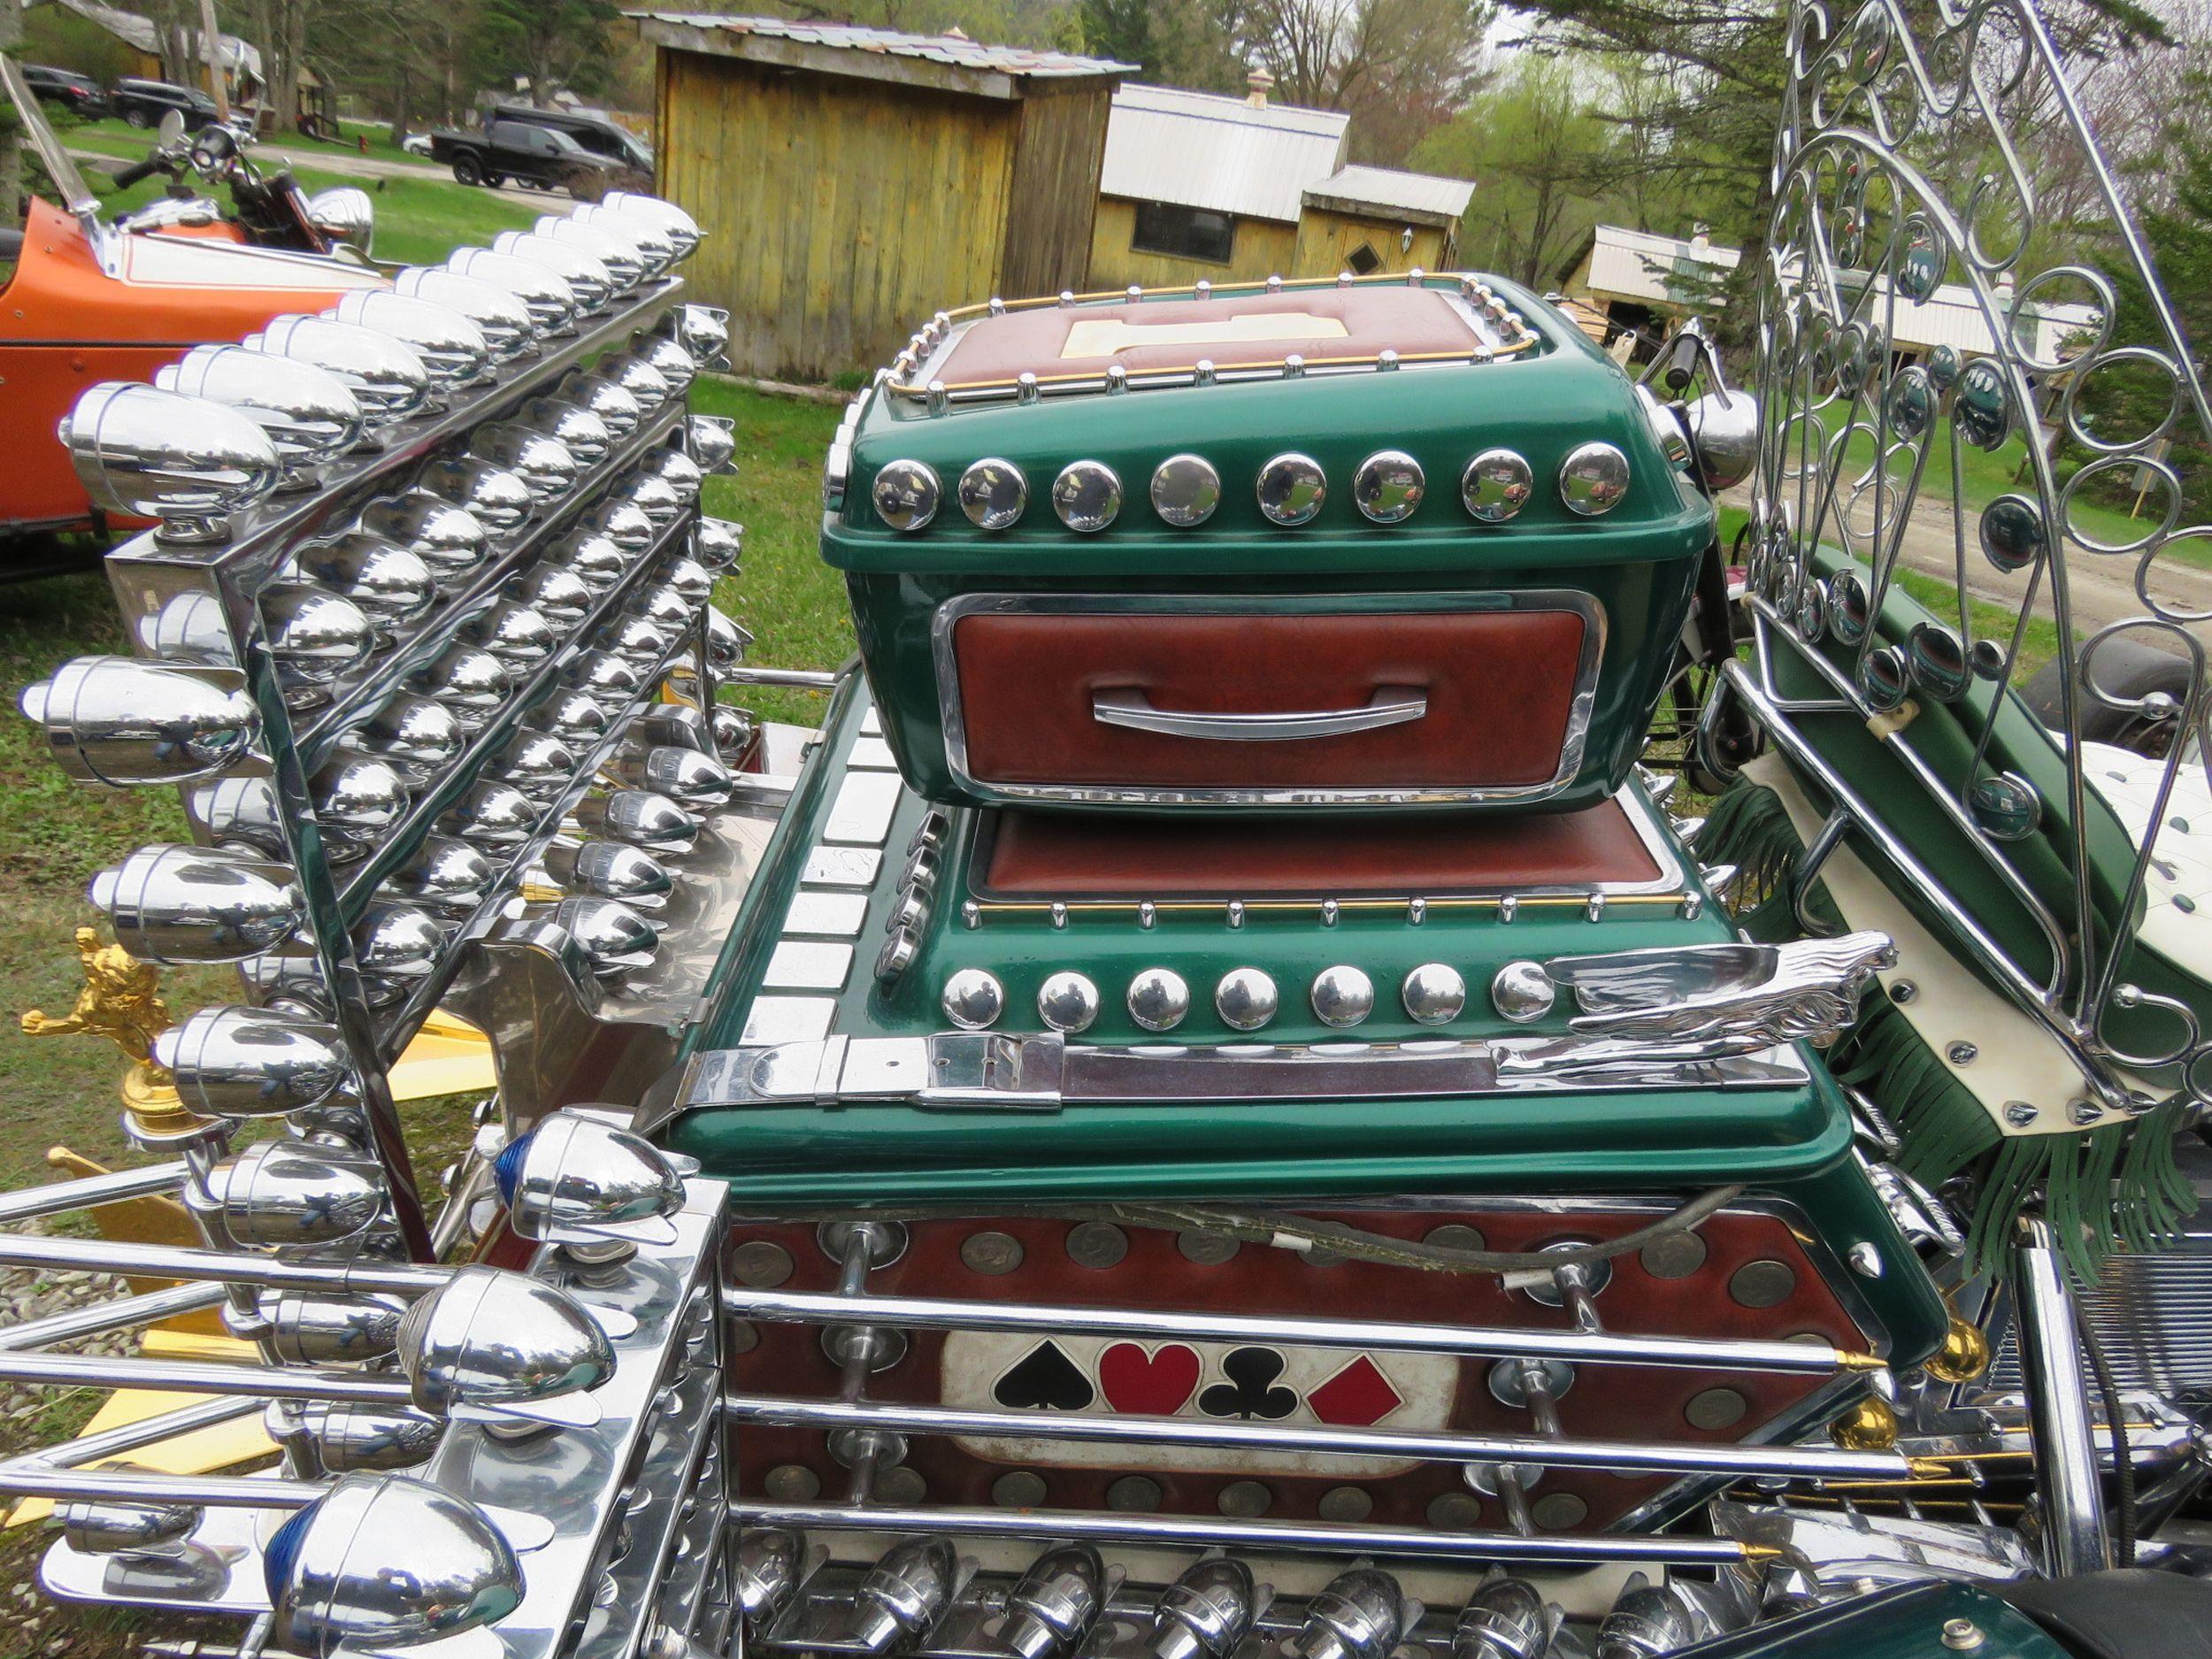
0 196 384 536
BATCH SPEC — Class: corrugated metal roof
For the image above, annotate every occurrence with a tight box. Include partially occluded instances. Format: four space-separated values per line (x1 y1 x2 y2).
1100 83 1349 223
1584 225 1742 305
1304 164 1472 223
627 12 1132 81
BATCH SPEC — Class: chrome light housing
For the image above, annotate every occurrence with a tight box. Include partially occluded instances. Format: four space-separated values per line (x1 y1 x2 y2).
152 1005 351 1118
472 423 580 503
191 775 284 858
573 789 698 856
492 730 580 803
19 657 257 787
441 781 539 849
611 744 732 808
661 555 715 604
580 498 657 551
236 952 335 1018
647 447 703 503
593 356 671 411
58 1500 196 1557
418 644 514 732
631 584 694 633
191 1138 388 1248
331 291 493 398
420 457 534 534
494 1110 686 1247
264 1474 523 1655
535 690 612 744
489 229 615 313
1687 388 1761 492
542 839 672 911
155 345 364 488
265 586 378 688
354 902 447 997
601 192 703 257
604 617 675 667
549 895 661 981
564 373 643 437
705 607 751 672
534 214 648 292
565 652 644 711
687 414 736 473
549 531 630 593
390 267 537 362
289 534 436 639
392 1264 613 1426
632 336 697 395
246 316 433 428
388 837 494 918
262 1293 409 1364
693 516 741 572
88 844 303 963
313 755 411 857
303 186 375 255
60 383 280 543
276 1403 443 1472
474 602 558 669
634 704 714 754
354 694 463 786
624 473 683 526
513 565 595 625
446 247 578 334
357 491 489 585
570 204 680 274
518 398 613 465
853 1538 960 1655
666 301 729 365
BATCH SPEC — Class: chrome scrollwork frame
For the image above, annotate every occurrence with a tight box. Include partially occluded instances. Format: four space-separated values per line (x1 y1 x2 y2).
1717 0 2212 1115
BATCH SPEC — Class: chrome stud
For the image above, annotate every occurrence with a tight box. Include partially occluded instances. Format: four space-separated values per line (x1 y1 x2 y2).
957 458 1027 531
1352 450 1425 523
1310 964 1375 1028
1051 460 1122 533
1491 960 1556 1023
1215 968 1278 1032
1127 967 1190 1033
1402 963 1467 1025
1037 972 1101 1034
1256 452 1326 526
1558 442 1631 516
942 969 1005 1030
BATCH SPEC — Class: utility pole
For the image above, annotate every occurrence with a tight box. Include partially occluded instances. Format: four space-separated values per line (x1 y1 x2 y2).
198 0 232 120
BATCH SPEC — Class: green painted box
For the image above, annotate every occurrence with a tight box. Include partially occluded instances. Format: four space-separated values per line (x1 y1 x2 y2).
819 273 1716 813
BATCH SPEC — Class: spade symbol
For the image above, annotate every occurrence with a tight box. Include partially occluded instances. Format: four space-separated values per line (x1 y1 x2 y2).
993 1340 1096 1411
1198 1347 1299 1420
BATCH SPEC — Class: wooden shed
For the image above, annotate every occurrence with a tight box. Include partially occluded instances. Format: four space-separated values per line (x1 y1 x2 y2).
1294 165 1473 278
632 13 1132 383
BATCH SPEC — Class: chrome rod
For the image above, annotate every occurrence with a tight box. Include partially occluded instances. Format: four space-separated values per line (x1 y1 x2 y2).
718 667 841 691
0 1281 230 1352
2 1396 263 1471
2012 1217 2112 1576
721 1394 1917 1481
0 1465 324 1509
0 1160 188 1225
721 1286 1872 1375
728 1501 1755 1567
0 1232 448 1297
0 1348 411 1406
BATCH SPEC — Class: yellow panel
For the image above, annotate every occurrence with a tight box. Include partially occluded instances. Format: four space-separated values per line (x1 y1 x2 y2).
1291 209 1454 280
1087 201 1297 293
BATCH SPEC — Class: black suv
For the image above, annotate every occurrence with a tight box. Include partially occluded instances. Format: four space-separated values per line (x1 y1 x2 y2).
109 78 219 130
21 65 107 117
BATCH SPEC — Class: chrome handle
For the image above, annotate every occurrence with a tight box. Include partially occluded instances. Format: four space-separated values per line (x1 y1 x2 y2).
1089 687 1426 741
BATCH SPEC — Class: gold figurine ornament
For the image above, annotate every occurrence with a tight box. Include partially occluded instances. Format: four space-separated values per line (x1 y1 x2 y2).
19 926 213 1138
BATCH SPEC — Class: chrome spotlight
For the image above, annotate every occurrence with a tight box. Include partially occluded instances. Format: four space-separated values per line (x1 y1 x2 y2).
441 781 539 849
263 1474 523 1655
665 302 729 365
710 705 758 760
633 337 697 394
563 373 643 437
420 457 534 534
601 192 703 257
265 586 378 691
565 652 644 710
572 789 698 856
662 556 715 604
273 1402 442 1472
303 186 375 255
134 591 232 663
473 423 580 503
354 694 463 786
191 1139 388 1249
262 1292 409 1364
610 744 733 809
647 447 704 503
489 228 616 312
289 534 436 639
541 839 672 912
89 844 303 963
313 755 411 857
592 356 671 411
693 516 741 572
392 1264 614 1426
534 689 611 743
1002 1545 1107 1659
155 344 364 488
60 383 280 543
624 473 683 526
388 837 495 918
153 1004 350 1118
735 1528 803 1630
417 644 514 733
1453 1578 1555 1659
686 415 736 473
534 214 647 292
604 617 675 667
246 315 433 429
852 1537 959 1655
1151 1558 1256 1659
1687 388 1760 493
579 498 657 552
1286 1569 1405 1659
549 531 630 593
513 565 595 624
474 602 559 669
634 704 715 755
59 1499 196 1558
235 952 335 1018
19 657 257 787
330 291 491 399
705 608 751 672
631 584 694 633
354 902 447 995
492 730 579 803
518 398 613 465
570 204 680 274
391 267 536 362
357 491 489 586
446 247 579 335
548 895 661 981
190 775 283 858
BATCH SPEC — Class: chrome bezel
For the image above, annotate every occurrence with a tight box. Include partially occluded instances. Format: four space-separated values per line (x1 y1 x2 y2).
956 457 1027 531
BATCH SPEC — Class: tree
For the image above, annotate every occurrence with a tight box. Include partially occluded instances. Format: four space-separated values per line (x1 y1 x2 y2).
474 0 621 104
1243 0 1493 165
1071 0 1249 90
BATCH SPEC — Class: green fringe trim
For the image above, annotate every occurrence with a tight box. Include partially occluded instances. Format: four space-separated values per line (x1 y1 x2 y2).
1699 776 2199 1281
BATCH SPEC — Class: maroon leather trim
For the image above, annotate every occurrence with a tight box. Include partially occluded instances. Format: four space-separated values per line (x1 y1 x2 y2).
980 796 1663 897
953 610 1587 792
934 288 1482 383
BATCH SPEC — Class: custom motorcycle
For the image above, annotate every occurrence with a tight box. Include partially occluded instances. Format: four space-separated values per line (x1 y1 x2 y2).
3 0 2208 1656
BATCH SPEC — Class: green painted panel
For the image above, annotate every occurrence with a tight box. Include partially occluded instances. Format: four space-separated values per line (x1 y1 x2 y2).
1668 1584 2069 1659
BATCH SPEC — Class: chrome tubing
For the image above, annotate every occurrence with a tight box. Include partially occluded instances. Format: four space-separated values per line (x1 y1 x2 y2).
0 1465 326 1509
721 1286 1871 1375
721 1394 1919 1482
0 1230 448 1297
2012 1217 2114 1575
727 1501 1756 1567
1 1396 262 1470
718 667 841 691
0 1348 412 1406
0 1159 188 1224
0 1281 229 1351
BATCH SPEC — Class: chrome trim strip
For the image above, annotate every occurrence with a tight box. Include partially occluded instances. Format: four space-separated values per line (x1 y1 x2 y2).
931 590 1606 808
1091 687 1429 742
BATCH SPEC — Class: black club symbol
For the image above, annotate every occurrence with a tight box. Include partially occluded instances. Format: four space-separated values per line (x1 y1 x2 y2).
1198 1347 1298 1420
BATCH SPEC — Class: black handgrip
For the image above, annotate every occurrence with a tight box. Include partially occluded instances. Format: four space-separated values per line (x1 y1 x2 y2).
112 157 164 189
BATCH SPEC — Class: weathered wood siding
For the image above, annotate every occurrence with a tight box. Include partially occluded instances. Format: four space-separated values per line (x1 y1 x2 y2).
657 50 1018 383
1292 209 1455 278
1087 199 1298 291
999 84 1110 298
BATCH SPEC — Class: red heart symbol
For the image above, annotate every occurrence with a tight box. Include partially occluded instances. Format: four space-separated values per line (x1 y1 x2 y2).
1098 1341 1201 1415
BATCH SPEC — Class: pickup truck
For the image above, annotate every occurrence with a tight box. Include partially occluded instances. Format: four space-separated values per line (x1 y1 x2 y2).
427 119 626 199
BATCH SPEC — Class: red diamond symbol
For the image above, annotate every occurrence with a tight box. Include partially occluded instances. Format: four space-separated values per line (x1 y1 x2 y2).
1306 1355 1404 1426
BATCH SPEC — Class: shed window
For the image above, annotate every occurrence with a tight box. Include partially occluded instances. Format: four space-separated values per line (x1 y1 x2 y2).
1346 242 1381 275
1132 202 1236 265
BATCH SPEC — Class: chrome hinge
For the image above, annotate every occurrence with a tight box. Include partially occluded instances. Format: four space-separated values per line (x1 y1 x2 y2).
680 1033 1068 1112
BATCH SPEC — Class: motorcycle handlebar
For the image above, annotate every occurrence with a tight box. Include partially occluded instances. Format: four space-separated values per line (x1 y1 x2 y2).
112 157 165 189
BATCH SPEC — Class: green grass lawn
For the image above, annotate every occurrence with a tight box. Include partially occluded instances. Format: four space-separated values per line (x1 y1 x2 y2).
63 113 420 168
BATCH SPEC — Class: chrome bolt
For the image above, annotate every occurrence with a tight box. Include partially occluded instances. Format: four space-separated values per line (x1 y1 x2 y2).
1947 1041 1978 1065
1941 1620 1984 1652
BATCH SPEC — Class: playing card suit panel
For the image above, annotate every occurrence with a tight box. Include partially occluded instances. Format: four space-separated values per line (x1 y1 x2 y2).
721 1205 1870 1534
